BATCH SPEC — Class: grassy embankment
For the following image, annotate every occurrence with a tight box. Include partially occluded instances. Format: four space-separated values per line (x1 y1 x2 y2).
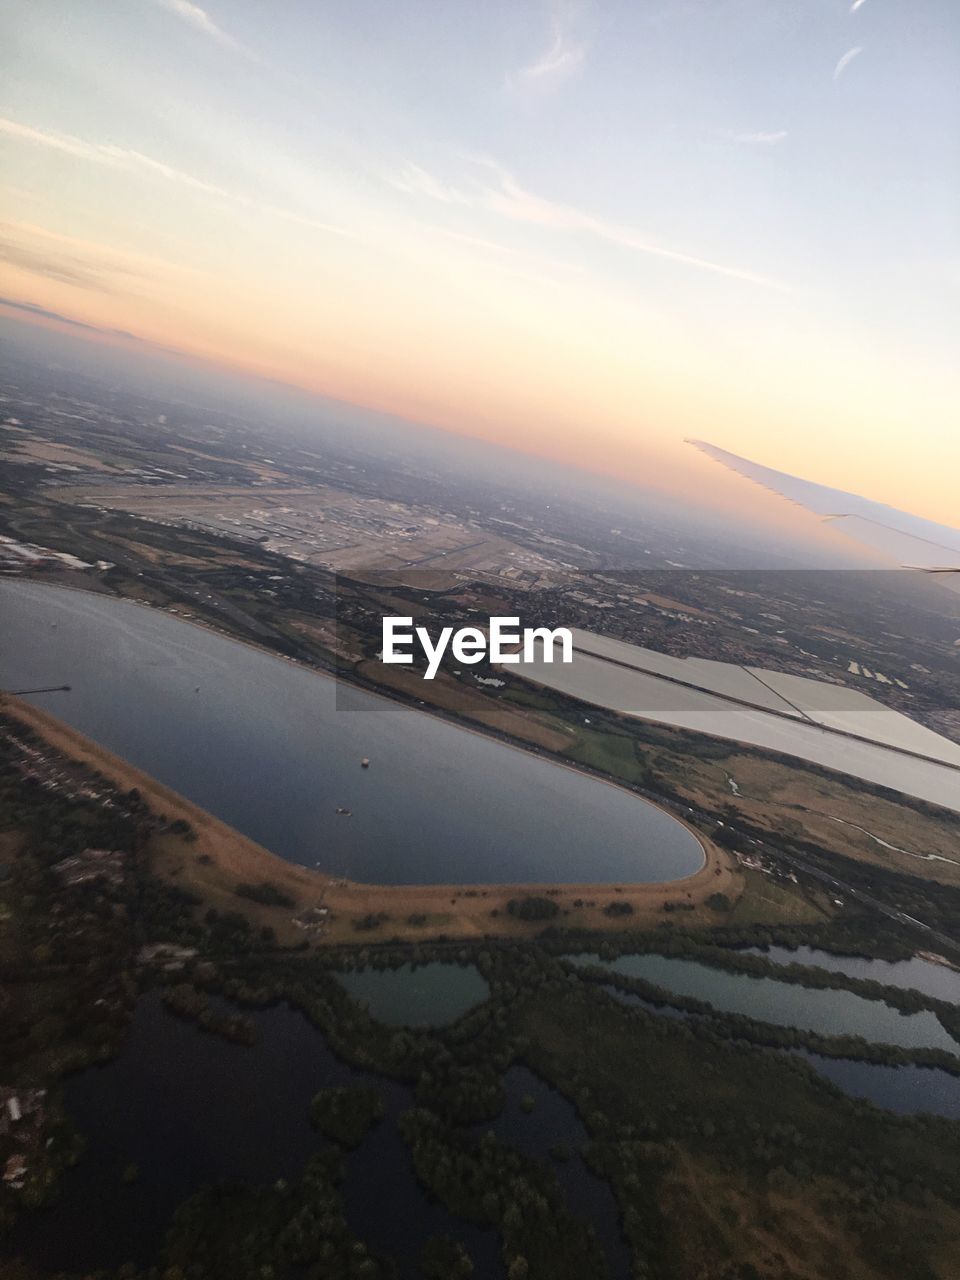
515 980 960 1280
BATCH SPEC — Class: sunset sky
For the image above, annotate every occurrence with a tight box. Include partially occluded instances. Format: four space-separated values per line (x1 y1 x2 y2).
1 0 957 525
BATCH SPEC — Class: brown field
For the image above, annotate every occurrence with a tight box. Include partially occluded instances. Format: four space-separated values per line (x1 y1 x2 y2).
658 1154 960 1280
726 868 833 926
638 592 708 616
358 660 578 753
1 695 738 946
681 750 960 886
8 440 119 471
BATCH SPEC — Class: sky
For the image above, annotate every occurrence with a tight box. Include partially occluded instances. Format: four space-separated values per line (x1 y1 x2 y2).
0 0 958 526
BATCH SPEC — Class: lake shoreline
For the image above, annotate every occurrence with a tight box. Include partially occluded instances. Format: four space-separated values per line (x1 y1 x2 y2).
0 579 735 945
8 575 708 852
22 572 960 835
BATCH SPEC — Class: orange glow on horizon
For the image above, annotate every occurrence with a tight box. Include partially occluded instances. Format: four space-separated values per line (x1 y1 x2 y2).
2 3 957 543
1 266 955 539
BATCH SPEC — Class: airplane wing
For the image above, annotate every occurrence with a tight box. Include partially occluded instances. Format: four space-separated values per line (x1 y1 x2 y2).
687 439 960 576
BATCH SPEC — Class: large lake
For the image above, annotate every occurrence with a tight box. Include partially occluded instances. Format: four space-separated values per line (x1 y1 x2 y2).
0 581 704 885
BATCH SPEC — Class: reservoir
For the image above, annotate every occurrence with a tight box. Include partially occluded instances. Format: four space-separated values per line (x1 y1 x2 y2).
800 1053 960 1121
0 581 704 885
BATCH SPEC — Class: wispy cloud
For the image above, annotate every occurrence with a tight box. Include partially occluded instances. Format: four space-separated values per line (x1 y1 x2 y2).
850 0 868 12
723 130 788 145
0 117 230 198
388 157 783 289
423 227 580 294
511 1 586 87
0 235 122 292
0 117 353 240
833 46 864 81
3 218 198 272
155 0 240 51
0 295 143 341
389 163 469 207
0 217 194 308
153 1 266 66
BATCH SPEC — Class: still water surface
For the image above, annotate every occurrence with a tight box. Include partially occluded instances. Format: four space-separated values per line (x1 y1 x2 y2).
7 582 958 1218
10 996 633 1277
745 946 960 1004
569 953 959 1053
335 962 490 1025
9 994 503 1277
800 1053 960 1120
482 1065 631 1280
0 581 704 885
595 981 960 1120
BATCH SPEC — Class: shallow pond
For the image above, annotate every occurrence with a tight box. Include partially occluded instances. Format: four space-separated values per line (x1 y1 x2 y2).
569 953 959 1053
334 961 490 1026
487 1065 631 1280
591 982 960 1121
744 946 960 1005
800 1053 960 1120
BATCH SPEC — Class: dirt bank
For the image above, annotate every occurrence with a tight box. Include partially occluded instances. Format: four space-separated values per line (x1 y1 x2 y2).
2 694 739 944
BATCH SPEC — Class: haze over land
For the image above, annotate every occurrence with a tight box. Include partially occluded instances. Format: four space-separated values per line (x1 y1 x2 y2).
0 317 883 570
2 0 958 526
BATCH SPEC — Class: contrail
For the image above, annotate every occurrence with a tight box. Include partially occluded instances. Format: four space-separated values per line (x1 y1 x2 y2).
833 46 864 81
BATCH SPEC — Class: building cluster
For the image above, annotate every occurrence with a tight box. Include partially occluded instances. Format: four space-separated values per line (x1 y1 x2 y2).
0 534 111 575
293 904 330 936
5 730 120 810
52 847 126 889
0 1087 46 1191
136 942 198 972
734 849 799 885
